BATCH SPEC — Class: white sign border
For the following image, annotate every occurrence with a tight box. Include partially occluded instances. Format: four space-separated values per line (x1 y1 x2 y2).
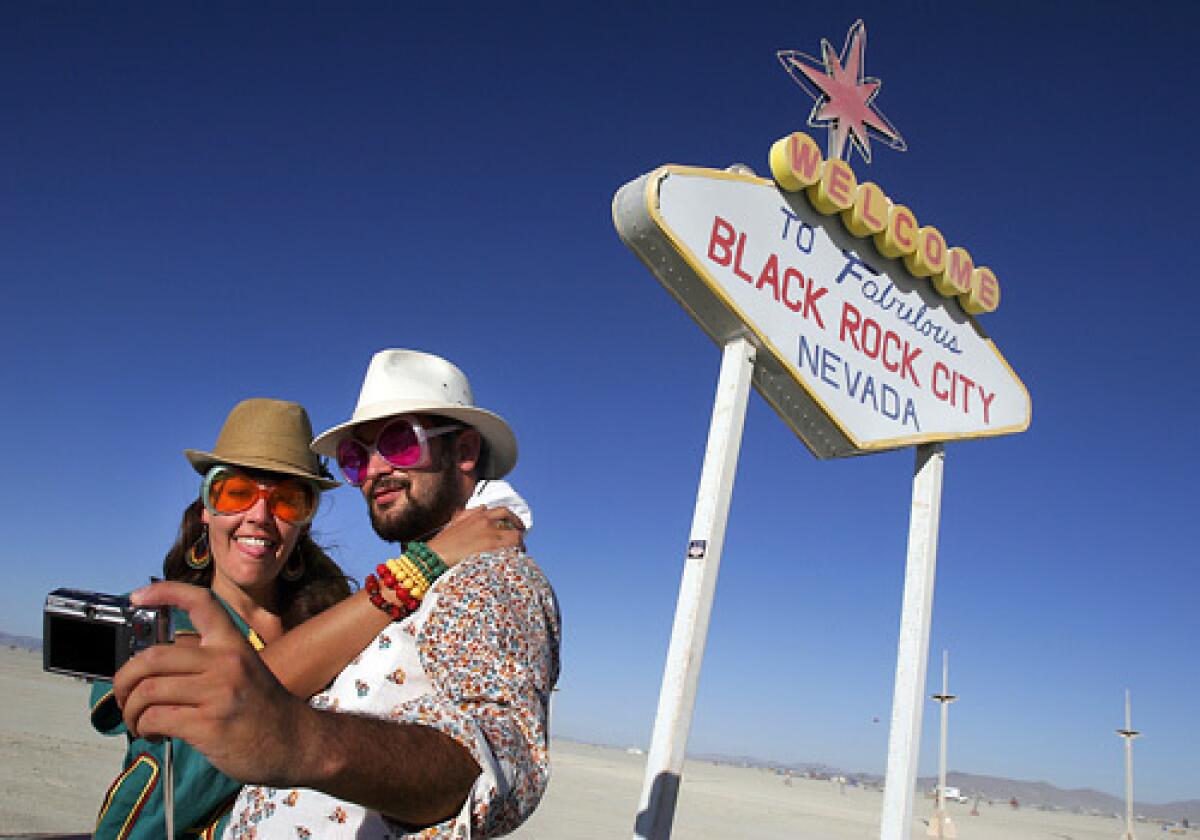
616 164 1031 457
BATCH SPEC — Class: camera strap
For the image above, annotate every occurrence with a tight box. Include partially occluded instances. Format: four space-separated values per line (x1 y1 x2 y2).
164 739 175 839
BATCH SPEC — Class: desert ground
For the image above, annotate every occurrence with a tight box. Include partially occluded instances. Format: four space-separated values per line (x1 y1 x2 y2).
1 646 1188 838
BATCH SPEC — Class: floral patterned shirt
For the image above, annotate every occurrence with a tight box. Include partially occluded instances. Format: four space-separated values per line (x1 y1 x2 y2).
224 548 560 839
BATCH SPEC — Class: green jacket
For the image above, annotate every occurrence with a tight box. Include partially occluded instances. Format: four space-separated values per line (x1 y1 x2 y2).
89 601 251 840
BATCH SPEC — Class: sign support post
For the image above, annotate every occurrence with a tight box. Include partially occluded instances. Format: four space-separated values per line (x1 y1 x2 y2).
880 442 946 840
1117 690 1140 840
634 337 756 840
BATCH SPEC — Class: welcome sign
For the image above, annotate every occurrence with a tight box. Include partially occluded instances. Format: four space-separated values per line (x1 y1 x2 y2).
613 162 1030 458
623 25 1031 840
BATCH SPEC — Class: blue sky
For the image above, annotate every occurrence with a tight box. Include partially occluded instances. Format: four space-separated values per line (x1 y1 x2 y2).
3 1 1197 805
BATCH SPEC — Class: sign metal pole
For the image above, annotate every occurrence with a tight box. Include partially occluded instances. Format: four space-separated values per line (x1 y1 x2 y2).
634 337 756 840
1117 689 1140 840
929 650 958 839
880 442 946 840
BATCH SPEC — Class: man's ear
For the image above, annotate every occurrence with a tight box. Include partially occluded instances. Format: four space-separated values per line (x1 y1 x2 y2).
455 427 483 474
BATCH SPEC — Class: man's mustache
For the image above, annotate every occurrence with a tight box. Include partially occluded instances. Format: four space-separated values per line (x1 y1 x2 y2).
370 477 411 496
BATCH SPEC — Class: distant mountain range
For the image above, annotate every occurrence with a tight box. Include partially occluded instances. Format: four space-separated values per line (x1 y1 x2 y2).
914 771 1199 824
0 631 40 651
686 750 1197 824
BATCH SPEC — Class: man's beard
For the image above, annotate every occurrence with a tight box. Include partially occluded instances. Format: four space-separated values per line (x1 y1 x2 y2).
368 455 460 544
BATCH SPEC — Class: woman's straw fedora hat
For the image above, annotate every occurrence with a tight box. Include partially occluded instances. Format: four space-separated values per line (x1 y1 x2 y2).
185 398 339 489
311 349 517 480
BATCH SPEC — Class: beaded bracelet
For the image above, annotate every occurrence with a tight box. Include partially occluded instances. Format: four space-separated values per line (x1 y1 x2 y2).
399 549 437 586
406 541 449 578
403 553 436 585
396 554 431 592
364 573 406 621
375 563 420 612
385 556 429 599
364 543 452 622
384 556 427 604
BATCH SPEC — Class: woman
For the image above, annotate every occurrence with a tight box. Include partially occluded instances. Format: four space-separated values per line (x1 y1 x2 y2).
90 398 524 840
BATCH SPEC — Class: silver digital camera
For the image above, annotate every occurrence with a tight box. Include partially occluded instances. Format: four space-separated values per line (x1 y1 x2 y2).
43 588 174 681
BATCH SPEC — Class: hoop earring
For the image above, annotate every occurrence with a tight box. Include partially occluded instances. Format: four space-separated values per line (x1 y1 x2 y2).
187 528 211 570
281 549 305 582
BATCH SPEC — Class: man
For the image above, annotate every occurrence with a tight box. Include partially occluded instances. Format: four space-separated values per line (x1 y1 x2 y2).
116 349 560 838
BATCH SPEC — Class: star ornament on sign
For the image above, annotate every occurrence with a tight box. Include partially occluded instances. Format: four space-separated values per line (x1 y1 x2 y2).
777 20 906 164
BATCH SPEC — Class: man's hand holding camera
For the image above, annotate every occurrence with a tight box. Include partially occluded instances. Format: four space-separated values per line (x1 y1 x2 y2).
113 581 309 787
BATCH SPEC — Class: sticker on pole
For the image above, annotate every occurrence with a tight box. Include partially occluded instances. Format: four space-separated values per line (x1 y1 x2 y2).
612 163 1030 459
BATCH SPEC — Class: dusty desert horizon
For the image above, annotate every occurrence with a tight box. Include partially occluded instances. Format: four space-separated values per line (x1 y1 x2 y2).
2 646 1191 839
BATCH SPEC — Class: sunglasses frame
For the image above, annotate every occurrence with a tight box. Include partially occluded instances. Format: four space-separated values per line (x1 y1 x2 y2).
336 416 462 486
201 465 318 525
